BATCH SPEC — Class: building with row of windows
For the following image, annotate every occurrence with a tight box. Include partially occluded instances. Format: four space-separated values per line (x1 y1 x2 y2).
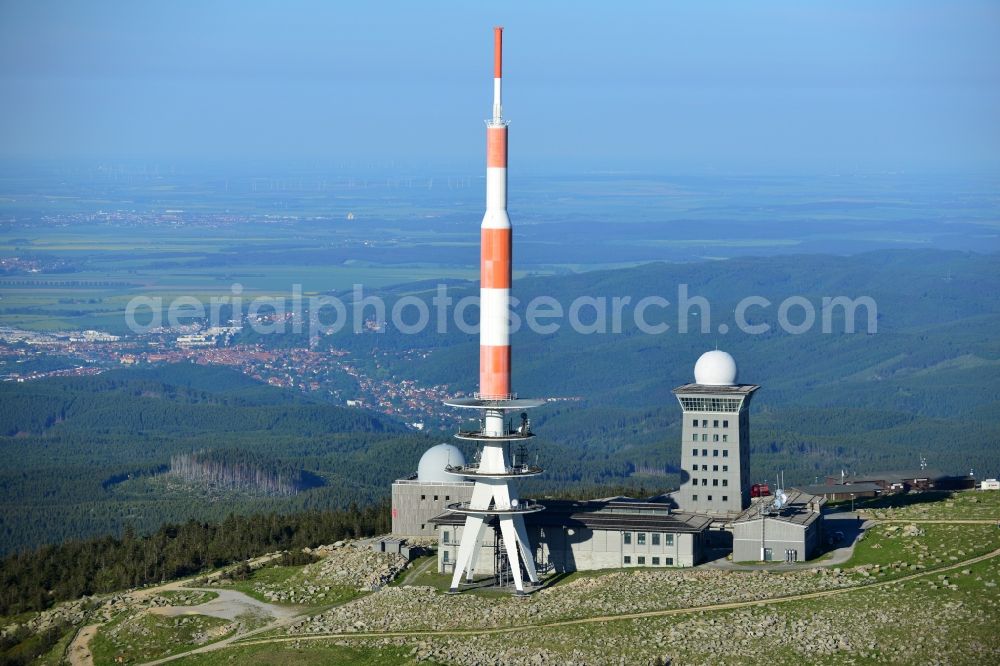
431 498 712 572
391 350 826 575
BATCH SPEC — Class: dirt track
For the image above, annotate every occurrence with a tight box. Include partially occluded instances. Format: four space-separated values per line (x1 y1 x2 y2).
65 552 284 666
67 624 100 666
196 546 1000 656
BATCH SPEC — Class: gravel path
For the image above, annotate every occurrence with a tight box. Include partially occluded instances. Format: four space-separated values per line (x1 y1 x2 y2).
231 545 1000 646
399 556 436 587
61 552 286 666
148 589 299 621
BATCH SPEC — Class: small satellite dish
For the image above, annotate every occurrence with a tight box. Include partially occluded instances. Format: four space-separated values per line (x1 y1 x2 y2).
511 498 519 508
772 490 788 510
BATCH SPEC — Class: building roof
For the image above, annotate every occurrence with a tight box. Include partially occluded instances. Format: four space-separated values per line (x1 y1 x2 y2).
393 475 473 487
847 469 956 484
796 482 882 496
672 383 760 395
429 498 713 534
731 489 825 528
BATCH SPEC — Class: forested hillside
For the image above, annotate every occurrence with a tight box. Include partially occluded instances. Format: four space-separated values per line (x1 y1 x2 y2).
2 250 997 557
0 364 427 555
317 250 1000 489
0 504 389 615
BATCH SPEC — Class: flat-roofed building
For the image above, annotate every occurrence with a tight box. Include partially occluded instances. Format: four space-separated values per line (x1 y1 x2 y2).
731 489 826 563
796 482 881 502
431 497 712 575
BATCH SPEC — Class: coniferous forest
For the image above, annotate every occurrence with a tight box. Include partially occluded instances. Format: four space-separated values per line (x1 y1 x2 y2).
0 504 388 616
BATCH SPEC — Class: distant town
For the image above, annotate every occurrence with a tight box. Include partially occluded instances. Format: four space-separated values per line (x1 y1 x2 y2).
0 321 585 430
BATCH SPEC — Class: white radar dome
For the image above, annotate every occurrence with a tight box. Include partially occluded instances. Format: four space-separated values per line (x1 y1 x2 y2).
416 443 466 483
694 350 738 386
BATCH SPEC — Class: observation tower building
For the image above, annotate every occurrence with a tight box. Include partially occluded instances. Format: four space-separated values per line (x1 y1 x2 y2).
673 350 759 519
442 27 545 595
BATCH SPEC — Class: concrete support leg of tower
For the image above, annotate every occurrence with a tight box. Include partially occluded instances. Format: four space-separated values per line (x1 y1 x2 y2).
449 514 484 593
466 520 487 582
511 513 539 584
498 516 525 594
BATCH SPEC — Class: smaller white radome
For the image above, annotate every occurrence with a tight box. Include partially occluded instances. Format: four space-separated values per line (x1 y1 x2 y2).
416 443 466 483
694 350 738 386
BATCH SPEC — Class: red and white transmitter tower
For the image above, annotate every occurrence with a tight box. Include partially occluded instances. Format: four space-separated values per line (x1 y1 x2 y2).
443 26 545 595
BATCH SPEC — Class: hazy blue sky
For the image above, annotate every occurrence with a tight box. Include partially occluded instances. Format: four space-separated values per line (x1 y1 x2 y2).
1 1 998 172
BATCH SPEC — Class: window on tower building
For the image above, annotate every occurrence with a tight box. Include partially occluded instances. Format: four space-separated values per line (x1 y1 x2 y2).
638 556 646 565
702 465 708 471
692 434 698 441
723 449 729 457
722 434 729 442
652 556 660 565
692 494 698 501
701 479 707 486
652 533 661 546
713 449 718 457
638 532 646 545
443 550 450 563
692 419 698 427
722 495 728 502
713 434 719 442
723 465 729 472
723 479 728 486
692 448 698 456
624 555 631 564
443 531 450 543
692 478 698 485
707 495 713 501
665 534 674 546
624 532 632 544
723 420 729 427
713 465 718 472
702 449 708 456
713 419 719 427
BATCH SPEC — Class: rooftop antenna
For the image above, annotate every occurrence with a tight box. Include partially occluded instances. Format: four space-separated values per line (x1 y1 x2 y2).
772 470 787 511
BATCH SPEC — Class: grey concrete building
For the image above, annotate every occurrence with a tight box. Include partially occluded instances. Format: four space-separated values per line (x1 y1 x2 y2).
731 490 826 562
431 498 712 575
673 350 758 519
796 482 881 502
391 443 473 538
